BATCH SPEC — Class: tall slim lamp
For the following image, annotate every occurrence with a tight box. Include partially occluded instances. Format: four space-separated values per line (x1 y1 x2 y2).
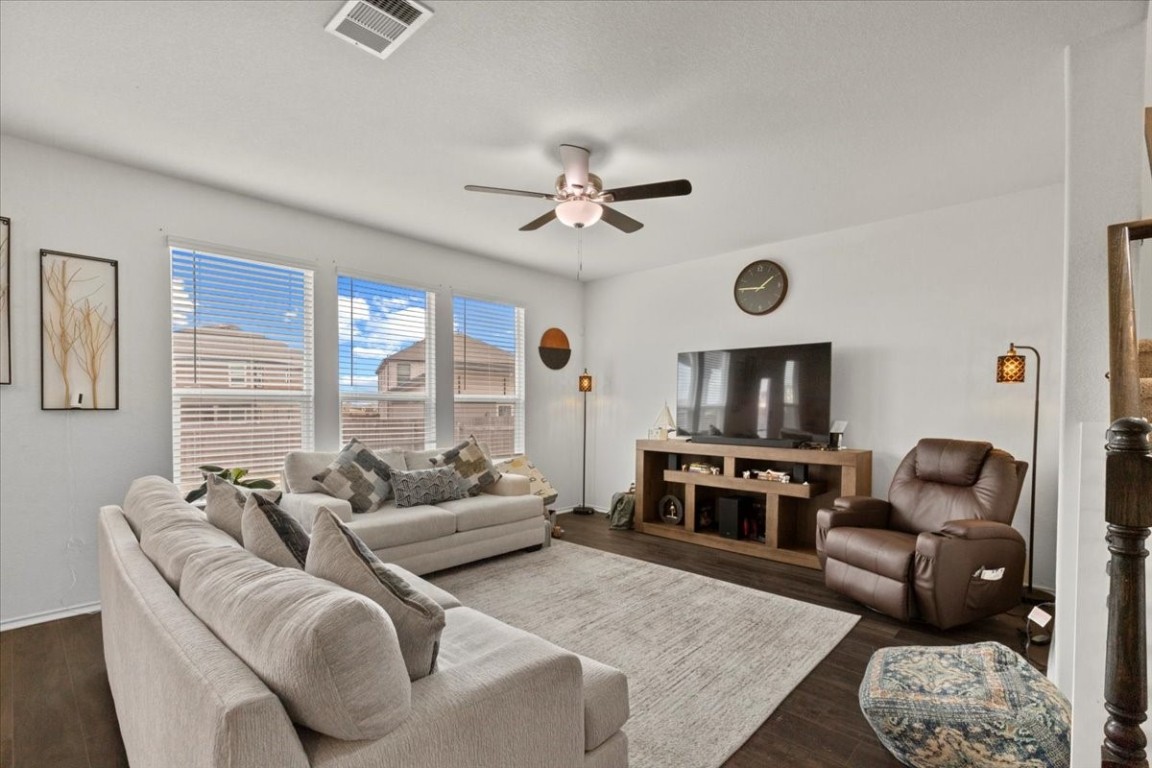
573 369 595 514
996 343 1052 602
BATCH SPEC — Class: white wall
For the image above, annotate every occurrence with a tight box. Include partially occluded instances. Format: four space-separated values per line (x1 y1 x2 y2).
0 135 585 627
1051 16 1149 765
584 184 1065 588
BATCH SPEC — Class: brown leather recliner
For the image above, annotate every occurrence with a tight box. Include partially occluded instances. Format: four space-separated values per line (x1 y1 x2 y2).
815 438 1028 629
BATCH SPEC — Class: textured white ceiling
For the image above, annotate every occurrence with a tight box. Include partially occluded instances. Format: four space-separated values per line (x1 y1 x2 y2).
0 1 1144 280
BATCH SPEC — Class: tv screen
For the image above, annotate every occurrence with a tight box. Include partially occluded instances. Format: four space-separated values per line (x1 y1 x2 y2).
676 342 832 446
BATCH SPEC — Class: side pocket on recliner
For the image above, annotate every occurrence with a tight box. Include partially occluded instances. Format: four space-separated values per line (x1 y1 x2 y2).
965 567 1002 610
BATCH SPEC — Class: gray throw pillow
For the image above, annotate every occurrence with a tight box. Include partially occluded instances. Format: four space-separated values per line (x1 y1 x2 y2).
391 466 466 508
204 472 282 544
313 438 395 513
430 435 500 496
241 494 310 568
306 509 446 680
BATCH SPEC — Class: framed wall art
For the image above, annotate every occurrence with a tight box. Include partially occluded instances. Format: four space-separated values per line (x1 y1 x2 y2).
0 217 10 385
40 249 119 410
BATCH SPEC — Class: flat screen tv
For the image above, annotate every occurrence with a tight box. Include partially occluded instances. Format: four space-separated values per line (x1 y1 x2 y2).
676 342 832 447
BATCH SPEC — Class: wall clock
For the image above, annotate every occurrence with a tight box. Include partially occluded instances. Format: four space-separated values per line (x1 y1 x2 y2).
733 259 788 315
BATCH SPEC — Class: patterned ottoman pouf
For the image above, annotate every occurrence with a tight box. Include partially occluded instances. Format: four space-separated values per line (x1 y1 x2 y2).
859 642 1070 768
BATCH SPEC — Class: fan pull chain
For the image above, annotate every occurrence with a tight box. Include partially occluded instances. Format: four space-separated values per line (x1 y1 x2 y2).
576 229 584 282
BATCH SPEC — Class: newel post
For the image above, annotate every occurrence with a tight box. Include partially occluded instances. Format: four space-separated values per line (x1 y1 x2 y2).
1102 417 1152 768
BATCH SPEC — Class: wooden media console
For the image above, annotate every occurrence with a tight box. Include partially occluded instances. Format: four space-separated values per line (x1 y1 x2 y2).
634 440 873 569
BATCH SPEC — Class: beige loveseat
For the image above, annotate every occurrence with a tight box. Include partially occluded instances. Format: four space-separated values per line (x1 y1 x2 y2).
279 448 548 575
98 476 629 768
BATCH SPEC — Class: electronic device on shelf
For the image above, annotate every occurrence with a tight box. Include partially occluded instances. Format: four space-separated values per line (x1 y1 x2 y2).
676 342 832 448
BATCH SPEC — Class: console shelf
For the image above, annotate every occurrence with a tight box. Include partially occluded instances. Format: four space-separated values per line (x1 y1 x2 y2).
635 440 872 569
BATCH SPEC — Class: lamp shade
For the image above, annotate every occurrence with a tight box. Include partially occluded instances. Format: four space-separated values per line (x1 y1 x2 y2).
997 344 1026 383
556 200 603 229
578 369 593 392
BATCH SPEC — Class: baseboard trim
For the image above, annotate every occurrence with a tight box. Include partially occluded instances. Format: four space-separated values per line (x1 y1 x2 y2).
0 601 101 632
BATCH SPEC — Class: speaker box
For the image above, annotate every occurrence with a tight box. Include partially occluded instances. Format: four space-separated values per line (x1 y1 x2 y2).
718 497 752 539
791 463 810 484
668 454 680 471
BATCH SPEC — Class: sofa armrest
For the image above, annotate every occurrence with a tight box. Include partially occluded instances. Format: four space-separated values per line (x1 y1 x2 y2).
299 608 586 766
938 519 1026 542
481 473 531 497
277 493 353 532
815 497 891 568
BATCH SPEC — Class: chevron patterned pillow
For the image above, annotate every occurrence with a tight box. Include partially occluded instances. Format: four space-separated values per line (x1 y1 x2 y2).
391 467 466 508
313 438 395 513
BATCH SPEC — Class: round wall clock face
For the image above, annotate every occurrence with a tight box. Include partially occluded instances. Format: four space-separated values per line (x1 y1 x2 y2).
733 259 788 315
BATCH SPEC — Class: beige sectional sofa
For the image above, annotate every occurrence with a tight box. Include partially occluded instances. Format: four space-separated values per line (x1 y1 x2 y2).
279 448 547 575
98 476 629 768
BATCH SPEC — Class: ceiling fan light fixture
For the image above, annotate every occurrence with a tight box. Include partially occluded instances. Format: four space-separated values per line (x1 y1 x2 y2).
555 199 603 229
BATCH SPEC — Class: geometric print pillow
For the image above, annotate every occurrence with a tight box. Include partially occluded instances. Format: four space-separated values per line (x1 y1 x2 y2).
390 467 466 508
313 438 395 514
430 435 500 497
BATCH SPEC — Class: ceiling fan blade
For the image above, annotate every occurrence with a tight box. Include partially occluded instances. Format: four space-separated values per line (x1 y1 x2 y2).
602 179 692 203
559 144 591 193
519 209 558 231
465 185 555 200
599 204 644 234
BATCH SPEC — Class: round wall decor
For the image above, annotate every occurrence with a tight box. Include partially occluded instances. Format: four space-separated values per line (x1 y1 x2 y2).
538 327 572 370
733 259 788 315
658 494 684 525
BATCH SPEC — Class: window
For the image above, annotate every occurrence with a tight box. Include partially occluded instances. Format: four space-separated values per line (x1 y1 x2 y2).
338 275 435 451
452 295 524 457
171 247 314 492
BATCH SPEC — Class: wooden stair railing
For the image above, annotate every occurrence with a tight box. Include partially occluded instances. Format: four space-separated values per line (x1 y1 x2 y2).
1102 216 1152 768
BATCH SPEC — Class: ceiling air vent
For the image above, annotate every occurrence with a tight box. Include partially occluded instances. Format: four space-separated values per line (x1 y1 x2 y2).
325 0 432 60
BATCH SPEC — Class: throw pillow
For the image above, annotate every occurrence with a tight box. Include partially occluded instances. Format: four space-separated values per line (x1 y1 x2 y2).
306 509 446 680
204 472 282 544
180 546 411 741
430 435 500 496
313 438 395 513
495 454 559 506
391 467 465 508
241 494 310 569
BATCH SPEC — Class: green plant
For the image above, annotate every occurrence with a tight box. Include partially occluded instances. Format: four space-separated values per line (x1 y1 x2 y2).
184 465 276 503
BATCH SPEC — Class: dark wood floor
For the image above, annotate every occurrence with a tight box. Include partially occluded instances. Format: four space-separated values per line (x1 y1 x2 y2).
0 512 1045 768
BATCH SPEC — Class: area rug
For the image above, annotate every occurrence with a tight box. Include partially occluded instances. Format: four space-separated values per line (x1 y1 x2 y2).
429 541 859 768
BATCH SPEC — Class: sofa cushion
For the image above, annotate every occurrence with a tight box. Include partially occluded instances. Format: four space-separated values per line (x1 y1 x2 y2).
345 502 457 550
404 448 440 470
430 435 500 496
824 527 917 583
307 509 446 681
180 546 411 741
437 493 543 533
139 508 242 590
204 472 282 544
242 494 310 569
313 438 397 513
576 655 630 752
122 474 196 538
386 563 462 609
391 467 466 508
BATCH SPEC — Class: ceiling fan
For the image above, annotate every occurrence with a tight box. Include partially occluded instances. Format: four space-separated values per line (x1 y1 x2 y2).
465 144 692 233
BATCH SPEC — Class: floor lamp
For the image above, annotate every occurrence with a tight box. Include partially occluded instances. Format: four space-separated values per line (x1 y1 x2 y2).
996 343 1054 603
573 369 595 514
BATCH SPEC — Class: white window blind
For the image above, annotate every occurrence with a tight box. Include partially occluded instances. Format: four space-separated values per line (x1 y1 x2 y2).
338 275 436 451
452 295 524 457
171 248 314 492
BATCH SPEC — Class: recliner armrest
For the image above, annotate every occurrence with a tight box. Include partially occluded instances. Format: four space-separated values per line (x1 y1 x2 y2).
277 493 353 532
938 519 1025 543
819 497 891 530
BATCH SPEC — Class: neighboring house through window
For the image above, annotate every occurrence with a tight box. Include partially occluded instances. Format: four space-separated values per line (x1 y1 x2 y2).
450 294 524 457
170 246 315 492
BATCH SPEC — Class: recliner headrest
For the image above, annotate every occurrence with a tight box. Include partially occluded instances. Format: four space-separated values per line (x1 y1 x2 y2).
913 439 992 486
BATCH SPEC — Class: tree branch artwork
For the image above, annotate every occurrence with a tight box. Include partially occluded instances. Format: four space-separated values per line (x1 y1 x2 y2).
40 250 119 410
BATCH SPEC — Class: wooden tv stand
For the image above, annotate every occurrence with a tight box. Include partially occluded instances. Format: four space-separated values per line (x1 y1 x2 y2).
634 440 872 569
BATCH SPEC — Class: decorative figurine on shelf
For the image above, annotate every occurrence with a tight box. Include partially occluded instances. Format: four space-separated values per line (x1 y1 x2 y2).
649 402 677 440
